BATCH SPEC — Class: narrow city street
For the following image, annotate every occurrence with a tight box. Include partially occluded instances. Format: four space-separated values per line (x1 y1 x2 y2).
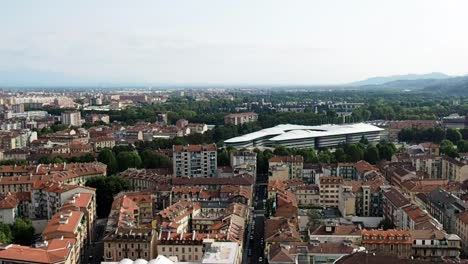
247 173 268 264
84 218 107 264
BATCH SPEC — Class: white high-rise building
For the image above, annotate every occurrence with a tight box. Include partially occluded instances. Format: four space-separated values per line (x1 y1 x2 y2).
61 111 82 126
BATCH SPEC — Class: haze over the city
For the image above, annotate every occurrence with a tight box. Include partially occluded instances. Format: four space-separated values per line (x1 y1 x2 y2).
2 0 468 85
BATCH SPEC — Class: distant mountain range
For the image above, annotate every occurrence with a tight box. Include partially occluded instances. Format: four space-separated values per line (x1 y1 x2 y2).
1 68 467 95
348 72 468 95
348 72 451 86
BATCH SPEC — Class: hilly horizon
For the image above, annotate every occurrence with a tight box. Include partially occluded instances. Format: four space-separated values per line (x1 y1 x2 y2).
348 72 451 86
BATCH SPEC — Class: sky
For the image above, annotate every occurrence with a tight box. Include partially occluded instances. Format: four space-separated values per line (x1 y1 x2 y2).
1 0 468 85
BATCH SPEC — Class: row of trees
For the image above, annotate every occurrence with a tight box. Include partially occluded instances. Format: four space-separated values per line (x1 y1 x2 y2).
97 146 172 176
37 153 96 164
254 140 397 174
85 176 130 218
398 127 468 144
399 127 468 157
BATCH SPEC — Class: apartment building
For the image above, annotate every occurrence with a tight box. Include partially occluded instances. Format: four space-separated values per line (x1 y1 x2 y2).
410 229 461 261
361 229 413 258
0 192 19 224
319 177 343 208
31 180 96 219
173 144 217 178
104 227 157 261
269 155 304 180
412 155 443 179
455 211 468 256
42 210 87 262
331 160 376 181
224 112 258 125
426 188 468 234
339 174 386 217
89 137 116 150
382 187 411 228
230 150 257 180
61 111 82 127
85 113 110 124
441 156 468 182
158 201 201 234
119 168 169 190
156 231 224 262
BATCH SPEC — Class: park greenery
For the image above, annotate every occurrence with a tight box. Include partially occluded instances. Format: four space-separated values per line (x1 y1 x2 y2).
0 219 35 246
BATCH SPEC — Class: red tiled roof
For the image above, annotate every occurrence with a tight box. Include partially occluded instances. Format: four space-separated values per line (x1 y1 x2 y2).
361 229 413 244
0 193 19 209
0 238 75 264
43 211 84 237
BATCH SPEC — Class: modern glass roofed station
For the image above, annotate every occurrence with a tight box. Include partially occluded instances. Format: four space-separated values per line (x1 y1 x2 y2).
224 123 383 149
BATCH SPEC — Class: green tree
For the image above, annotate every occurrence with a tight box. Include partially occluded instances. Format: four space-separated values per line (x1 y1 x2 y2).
116 151 142 172
140 150 172 169
446 128 462 144
333 148 347 163
377 141 396 161
307 209 322 232
457 140 468 153
0 223 12 244
440 139 459 158
364 145 380 164
217 149 230 167
318 150 333 164
378 218 394 230
97 148 118 175
85 176 130 218
11 219 35 246
273 145 290 156
345 144 364 162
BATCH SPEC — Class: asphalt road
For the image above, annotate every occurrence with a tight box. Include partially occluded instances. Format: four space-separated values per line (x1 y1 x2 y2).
247 173 268 264
83 218 107 264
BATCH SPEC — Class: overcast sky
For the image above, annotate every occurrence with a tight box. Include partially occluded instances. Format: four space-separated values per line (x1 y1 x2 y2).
1 0 468 85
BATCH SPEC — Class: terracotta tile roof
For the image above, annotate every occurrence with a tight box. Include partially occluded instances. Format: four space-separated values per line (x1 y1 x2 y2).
43 211 84 237
0 238 75 264
383 187 411 208
265 218 301 243
354 160 377 174
409 229 446 240
268 244 295 263
0 193 19 209
62 193 93 209
401 179 448 193
173 143 216 152
402 204 432 224
361 229 413 244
